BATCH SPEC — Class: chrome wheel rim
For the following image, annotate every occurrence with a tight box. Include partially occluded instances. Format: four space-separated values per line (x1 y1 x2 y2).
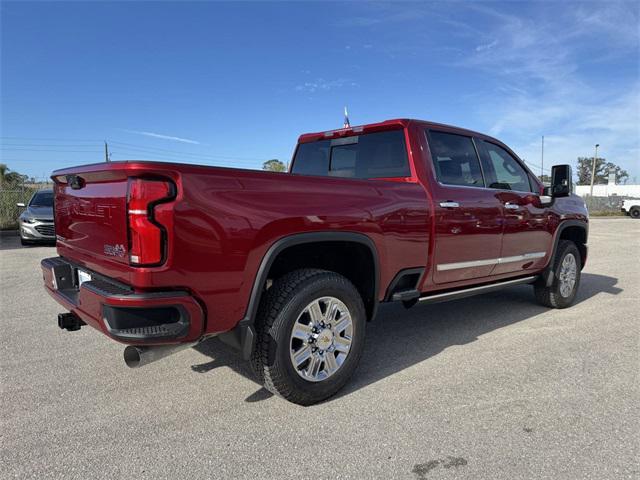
559 253 577 298
289 296 353 382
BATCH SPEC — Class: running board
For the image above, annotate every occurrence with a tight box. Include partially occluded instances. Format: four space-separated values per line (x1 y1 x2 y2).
417 275 538 305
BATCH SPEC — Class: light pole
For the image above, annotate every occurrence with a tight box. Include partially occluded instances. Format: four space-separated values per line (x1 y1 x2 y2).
589 143 599 197
541 135 544 179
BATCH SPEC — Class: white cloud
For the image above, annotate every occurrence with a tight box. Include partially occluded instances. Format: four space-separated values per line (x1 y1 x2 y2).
122 129 200 145
295 78 359 93
333 8 426 28
452 3 640 177
323 2 640 176
475 40 497 52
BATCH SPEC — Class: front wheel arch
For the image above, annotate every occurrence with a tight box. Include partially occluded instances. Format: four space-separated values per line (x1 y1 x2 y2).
542 221 588 287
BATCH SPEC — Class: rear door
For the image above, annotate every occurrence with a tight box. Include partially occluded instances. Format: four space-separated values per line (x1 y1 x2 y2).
476 140 551 275
425 130 504 284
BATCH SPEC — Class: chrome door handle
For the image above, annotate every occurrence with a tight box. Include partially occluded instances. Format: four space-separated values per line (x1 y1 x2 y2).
439 201 460 208
504 202 520 210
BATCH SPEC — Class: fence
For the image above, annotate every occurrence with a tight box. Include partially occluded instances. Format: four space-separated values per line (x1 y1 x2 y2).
575 184 640 216
0 186 51 230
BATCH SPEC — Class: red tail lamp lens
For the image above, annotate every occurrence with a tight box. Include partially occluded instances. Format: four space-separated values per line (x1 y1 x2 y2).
127 178 172 266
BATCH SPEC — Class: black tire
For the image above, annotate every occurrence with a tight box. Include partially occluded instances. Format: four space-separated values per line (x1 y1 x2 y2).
251 269 366 406
631 208 640 219
534 240 581 308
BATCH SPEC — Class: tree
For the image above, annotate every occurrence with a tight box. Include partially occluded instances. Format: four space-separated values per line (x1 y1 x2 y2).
0 164 27 189
576 157 628 185
262 159 286 172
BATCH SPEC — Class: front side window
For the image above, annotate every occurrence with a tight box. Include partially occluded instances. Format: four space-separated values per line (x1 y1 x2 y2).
426 130 484 187
291 130 410 179
480 142 532 192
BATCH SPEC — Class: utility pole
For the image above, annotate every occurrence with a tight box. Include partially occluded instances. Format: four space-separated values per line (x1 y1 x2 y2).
589 143 599 197
104 141 111 162
540 135 544 179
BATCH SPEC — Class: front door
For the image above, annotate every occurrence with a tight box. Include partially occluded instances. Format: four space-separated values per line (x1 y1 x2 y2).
425 130 505 284
476 140 552 275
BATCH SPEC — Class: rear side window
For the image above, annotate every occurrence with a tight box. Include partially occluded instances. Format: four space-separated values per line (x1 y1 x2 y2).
426 130 484 187
291 141 330 176
291 130 410 179
480 141 533 192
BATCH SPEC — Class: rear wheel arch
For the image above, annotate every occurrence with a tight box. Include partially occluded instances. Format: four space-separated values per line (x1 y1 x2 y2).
246 232 380 324
219 232 379 360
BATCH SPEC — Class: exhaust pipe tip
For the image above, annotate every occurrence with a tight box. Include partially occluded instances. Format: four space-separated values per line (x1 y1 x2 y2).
123 346 143 368
123 341 198 369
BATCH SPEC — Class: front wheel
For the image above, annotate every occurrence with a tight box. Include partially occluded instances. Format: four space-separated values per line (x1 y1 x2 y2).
251 269 366 405
630 207 640 219
534 240 581 308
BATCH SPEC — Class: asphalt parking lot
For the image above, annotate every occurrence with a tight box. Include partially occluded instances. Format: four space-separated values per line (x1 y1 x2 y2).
1 218 638 479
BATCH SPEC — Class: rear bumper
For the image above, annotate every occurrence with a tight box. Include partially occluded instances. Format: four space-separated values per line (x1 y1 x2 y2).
41 257 204 344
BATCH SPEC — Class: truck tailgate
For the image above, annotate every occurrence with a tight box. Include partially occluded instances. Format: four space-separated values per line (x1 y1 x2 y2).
53 167 130 265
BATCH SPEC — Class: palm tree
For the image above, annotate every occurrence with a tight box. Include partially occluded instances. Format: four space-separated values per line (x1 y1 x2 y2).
0 163 7 188
0 164 26 189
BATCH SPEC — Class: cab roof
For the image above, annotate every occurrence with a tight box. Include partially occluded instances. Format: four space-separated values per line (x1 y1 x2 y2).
297 118 493 144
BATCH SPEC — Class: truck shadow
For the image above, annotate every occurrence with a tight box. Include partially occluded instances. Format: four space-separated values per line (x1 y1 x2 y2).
191 273 621 404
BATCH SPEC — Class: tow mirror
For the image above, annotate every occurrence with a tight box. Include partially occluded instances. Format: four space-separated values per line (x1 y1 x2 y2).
544 164 572 198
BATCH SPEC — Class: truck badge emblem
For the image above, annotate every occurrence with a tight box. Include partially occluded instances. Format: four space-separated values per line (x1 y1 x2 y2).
104 244 126 258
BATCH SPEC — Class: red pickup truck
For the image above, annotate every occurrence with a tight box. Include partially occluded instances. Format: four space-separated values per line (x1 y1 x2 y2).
43 119 588 405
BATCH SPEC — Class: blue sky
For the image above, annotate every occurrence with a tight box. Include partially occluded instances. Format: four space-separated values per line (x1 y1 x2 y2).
1 1 639 181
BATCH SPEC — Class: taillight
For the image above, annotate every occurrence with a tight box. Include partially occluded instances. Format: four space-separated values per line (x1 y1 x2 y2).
127 178 174 266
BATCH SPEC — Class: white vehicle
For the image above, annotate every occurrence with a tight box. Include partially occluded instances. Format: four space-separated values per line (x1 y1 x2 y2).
621 199 640 219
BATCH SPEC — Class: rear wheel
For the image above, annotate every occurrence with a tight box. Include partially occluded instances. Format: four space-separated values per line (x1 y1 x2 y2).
631 207 640 219
534 240 581 308
251 269 366 405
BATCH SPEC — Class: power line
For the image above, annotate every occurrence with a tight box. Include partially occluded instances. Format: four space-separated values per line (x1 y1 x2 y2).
1 138 269 163
0 148 263 165
109 150 261 167
524 160 550 173
108 141 265 162
110 152 262 166
0 136 102 142
0 143 101 147
1 148 103 153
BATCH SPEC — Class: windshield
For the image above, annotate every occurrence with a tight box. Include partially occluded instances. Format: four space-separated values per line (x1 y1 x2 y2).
29 191 54 207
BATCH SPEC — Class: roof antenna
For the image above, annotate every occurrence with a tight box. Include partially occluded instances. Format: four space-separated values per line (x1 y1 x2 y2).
104 141 111 162
343 106 351 129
